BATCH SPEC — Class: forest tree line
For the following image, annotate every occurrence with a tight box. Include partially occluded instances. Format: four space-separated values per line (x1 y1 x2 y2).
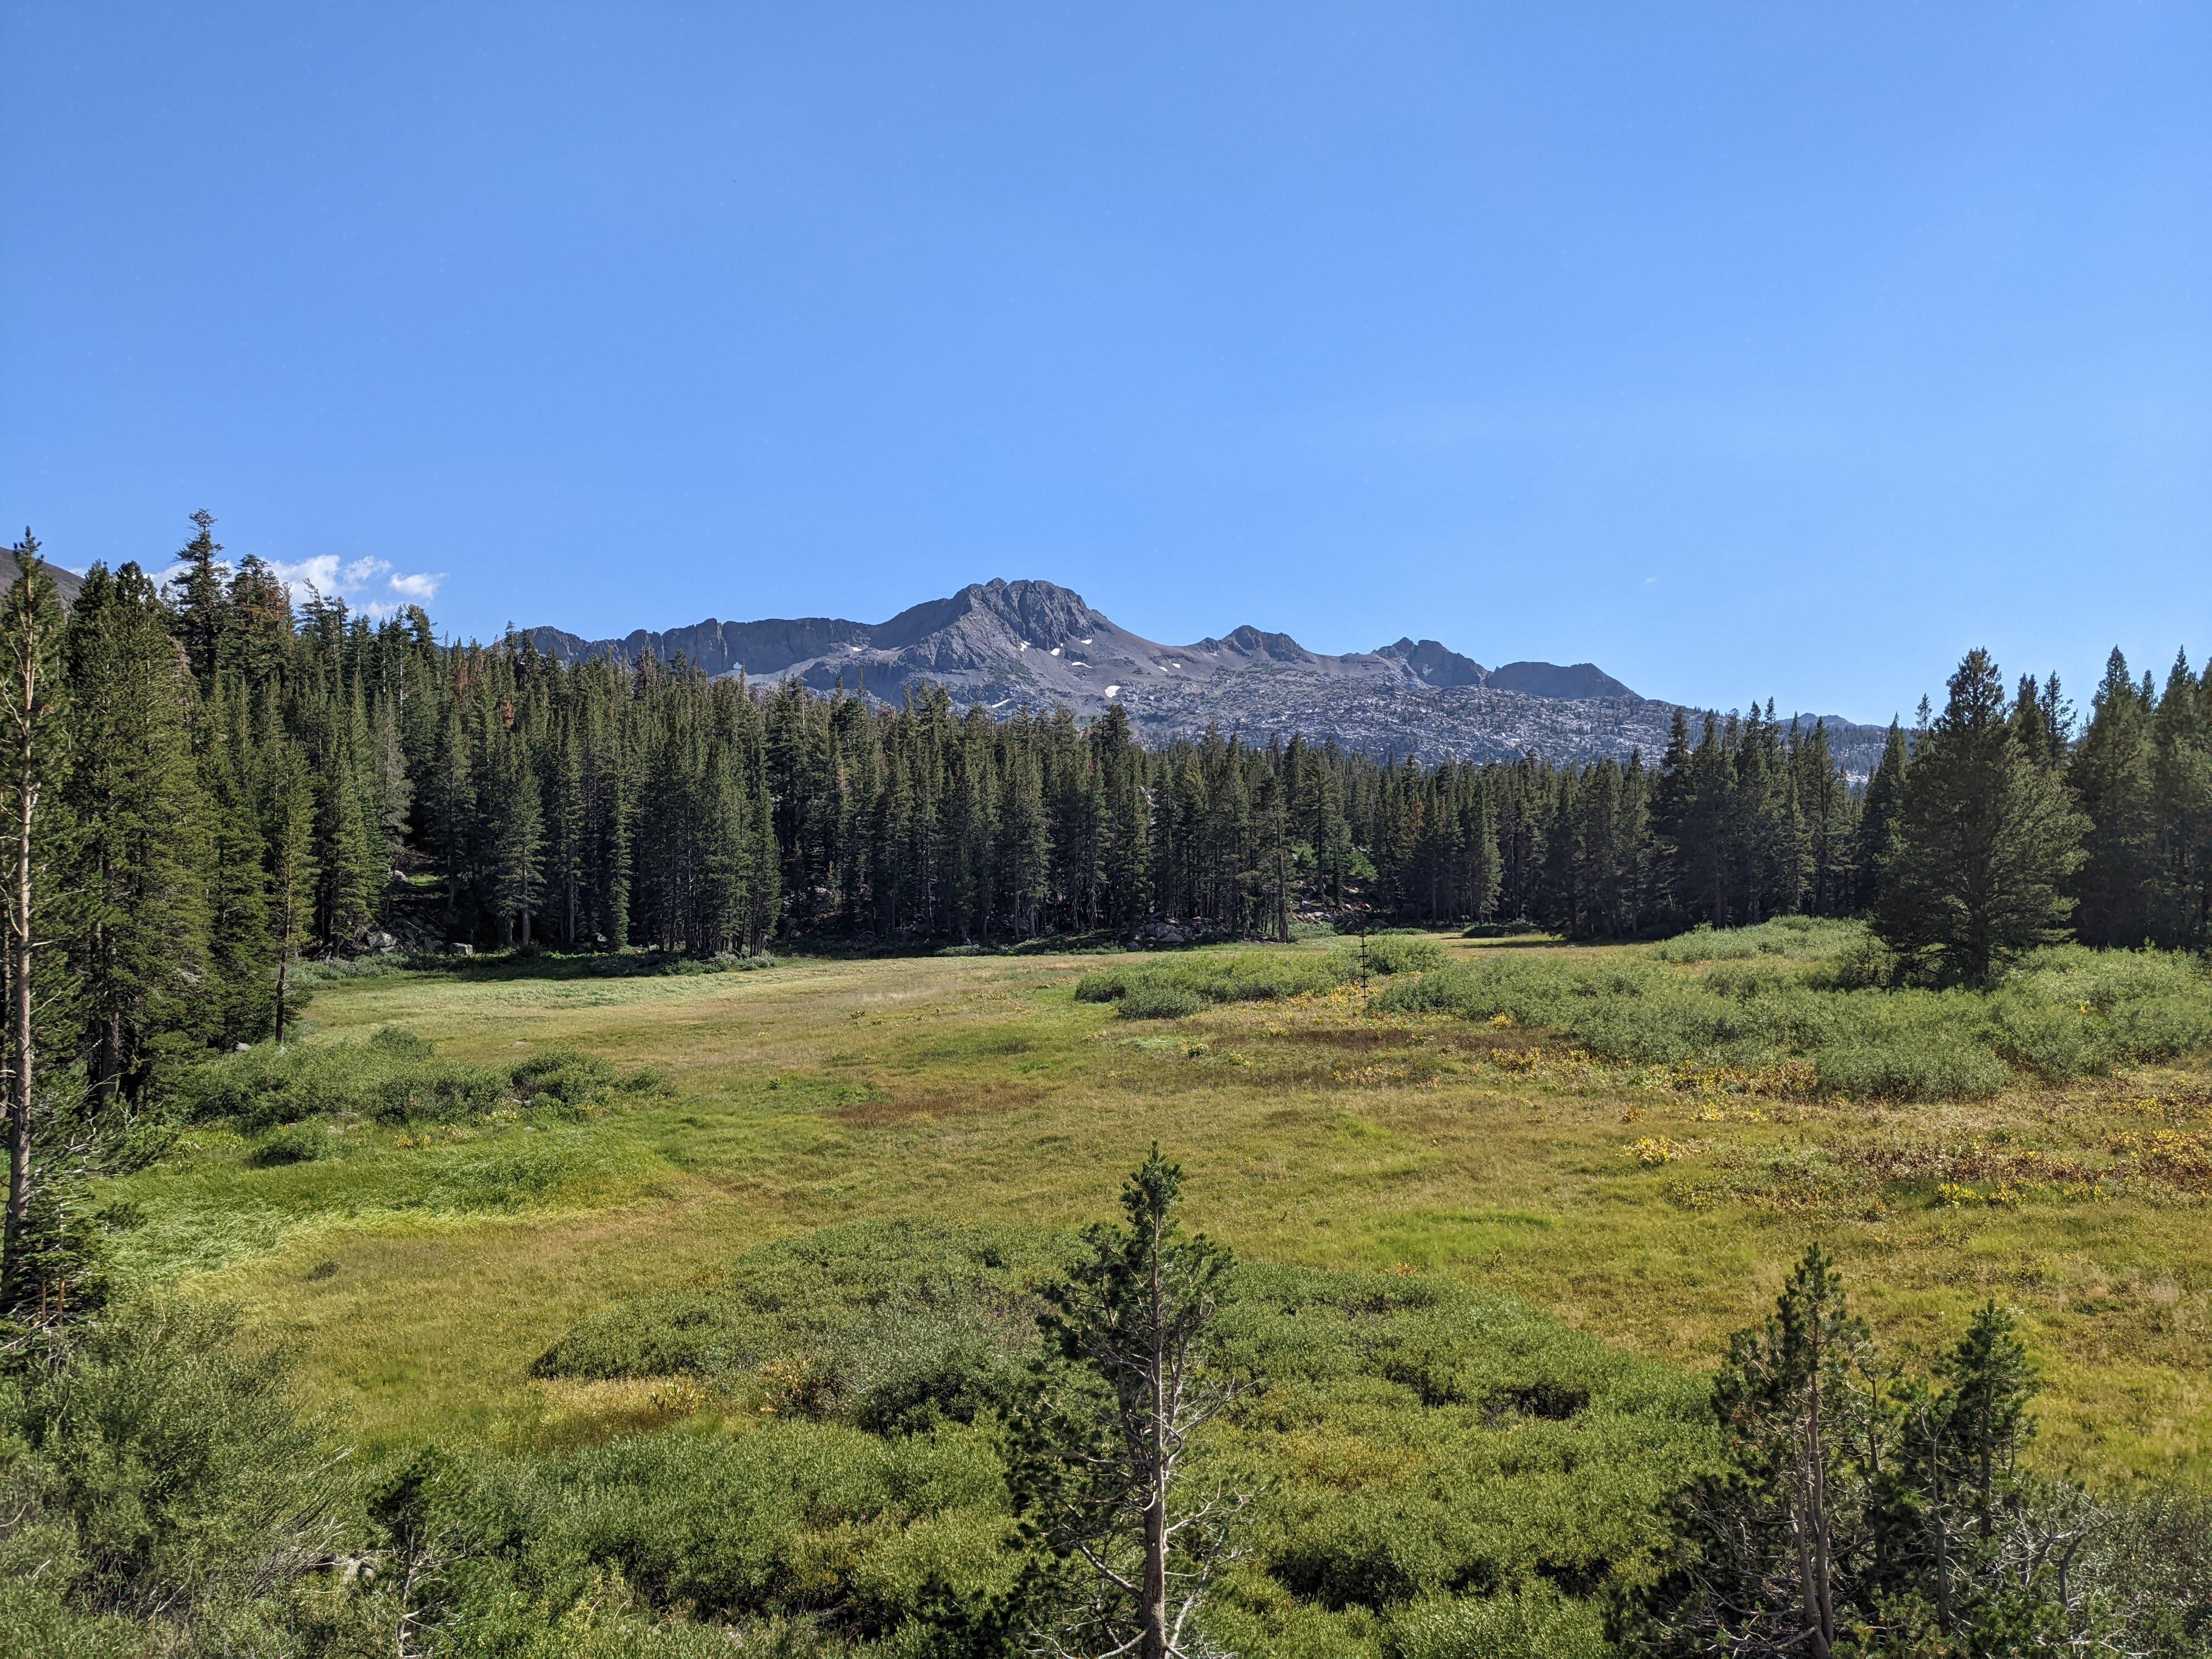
0 519 2206 1124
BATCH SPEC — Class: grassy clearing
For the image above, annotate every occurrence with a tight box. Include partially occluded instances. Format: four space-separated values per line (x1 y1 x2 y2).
105 930 2212 1500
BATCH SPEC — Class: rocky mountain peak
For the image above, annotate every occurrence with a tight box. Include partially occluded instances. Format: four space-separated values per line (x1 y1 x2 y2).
521 578 1882 769
1374 637 1488 688
962 578 1103 645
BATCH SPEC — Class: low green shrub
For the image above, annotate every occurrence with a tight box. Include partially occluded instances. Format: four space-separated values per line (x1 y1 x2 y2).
1376 944 2212 1100
1339 934 1449 976
1116 985 1209 1020
1810 1018 2015 1101
586 950 777 978
245 1122 330 1167
1648 916 1865 964
531 1225 1713 1653
511 1049 617 1106
1385 1586 1610 1659
0 1303 369 1655
1984 946 2212 1079
382 1419 1016 1650
284 951 445 999
176 1029 664 1130
1075 950 1351 1019
532 1289 754 1380
420 1133 655 1214
533 1221 1057 1436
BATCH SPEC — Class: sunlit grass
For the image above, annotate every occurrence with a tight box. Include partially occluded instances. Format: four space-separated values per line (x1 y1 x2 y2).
106 933 2212 1481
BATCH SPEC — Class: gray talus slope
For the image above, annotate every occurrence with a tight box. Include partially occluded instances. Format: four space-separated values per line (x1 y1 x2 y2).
526 578 1884 769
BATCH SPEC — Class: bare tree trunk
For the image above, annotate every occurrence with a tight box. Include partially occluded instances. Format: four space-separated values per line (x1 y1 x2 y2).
4 652 37 1274
1142 1210 1170 1659
1275 829 1290 944
274 889 295 1045
1798 1339 1835 1659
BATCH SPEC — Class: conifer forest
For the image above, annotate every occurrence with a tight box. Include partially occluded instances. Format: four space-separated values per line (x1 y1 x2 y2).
26 521 2210 1020
3 522 2212 1659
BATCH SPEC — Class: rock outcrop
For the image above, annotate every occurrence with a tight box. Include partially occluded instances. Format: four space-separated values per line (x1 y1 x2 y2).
526 578 1885 770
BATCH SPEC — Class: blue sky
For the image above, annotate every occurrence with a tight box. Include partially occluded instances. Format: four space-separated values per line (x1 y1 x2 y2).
2 4 2206 723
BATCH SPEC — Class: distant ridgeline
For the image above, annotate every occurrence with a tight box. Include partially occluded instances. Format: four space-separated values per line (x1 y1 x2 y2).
7 526 2204 978
523 577 1889 773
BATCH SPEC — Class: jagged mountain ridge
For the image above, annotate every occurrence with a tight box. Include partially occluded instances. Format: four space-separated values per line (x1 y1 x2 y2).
525 578 1884 770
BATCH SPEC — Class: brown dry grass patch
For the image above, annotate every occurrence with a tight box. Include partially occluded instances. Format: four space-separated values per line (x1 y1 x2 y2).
831 1077 1052 1126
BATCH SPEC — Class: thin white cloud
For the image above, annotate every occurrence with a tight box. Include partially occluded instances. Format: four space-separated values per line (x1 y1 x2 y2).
387 570 444 601
268 554 443 617
153 546 445 619
269 555 346 597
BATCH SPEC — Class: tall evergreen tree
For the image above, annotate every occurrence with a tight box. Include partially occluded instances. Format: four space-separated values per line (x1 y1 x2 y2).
196 692 275 1048
1854 719 1909 913
262 739 316 1043
162 510 229 690
0 537 75 1317
2067 649 2162 949
2148 651 2212 948
310 703 380 950
61 563 209 1101
1636 1256 2068 1657
1875 651 2087 986
1011 1150 1249 1659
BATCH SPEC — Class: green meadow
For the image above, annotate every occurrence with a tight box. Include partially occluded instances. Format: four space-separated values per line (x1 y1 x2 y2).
120 923 2212 1487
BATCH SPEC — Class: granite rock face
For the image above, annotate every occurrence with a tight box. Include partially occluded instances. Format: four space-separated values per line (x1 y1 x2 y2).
527 578 1884 770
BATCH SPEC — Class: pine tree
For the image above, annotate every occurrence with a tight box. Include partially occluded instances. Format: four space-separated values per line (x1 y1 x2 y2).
743 763 780 953
1792 721 1856 916
61 563 210 1101
1854 720 1908 913
2067 650 2161 949
197 693 275 1047
997 737 1050 939
2149 652 2212 948
0 537 75 1316
699 738 752 955
223 555 295 691
1875 651 2087 986
162 510 229 689
543 712 586 945
309 701 380 950
428 698 476 932
1637 1257 2067 1656
1094 706 1150 932
370 686 413 852
263 739 316 1043
490 745 544 945
2007 672 2069 770
1009 1149 1250 1659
